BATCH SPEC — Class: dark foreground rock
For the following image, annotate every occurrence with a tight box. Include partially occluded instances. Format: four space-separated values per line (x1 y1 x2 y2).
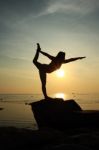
30 98 99 130
0 107 3 110
1 99 99 149
0 126 99 150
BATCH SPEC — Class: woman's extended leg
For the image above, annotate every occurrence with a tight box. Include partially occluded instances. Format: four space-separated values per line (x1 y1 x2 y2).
39 70 48 98
33 44 40 65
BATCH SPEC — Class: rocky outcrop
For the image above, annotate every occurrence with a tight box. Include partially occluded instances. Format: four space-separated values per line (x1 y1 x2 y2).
30 98 99 130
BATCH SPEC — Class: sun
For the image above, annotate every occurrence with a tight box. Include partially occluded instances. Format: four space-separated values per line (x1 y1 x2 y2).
56 69 65 77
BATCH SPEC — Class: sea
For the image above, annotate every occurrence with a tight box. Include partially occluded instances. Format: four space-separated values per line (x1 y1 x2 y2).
0 93 99 130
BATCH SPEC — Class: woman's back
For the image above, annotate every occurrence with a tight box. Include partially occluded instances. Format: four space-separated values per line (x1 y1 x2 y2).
47 58 63 73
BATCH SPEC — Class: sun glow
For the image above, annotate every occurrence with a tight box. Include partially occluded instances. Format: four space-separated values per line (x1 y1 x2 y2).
56 69 65 77
54 93 66 99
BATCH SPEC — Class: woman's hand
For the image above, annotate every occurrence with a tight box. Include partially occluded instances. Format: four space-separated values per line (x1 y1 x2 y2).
79 56 86 59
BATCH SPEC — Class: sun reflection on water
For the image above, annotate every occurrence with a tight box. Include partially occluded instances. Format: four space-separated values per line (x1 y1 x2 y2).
53 93 67 99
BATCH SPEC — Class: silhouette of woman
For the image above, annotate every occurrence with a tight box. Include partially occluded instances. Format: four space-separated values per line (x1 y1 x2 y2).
33 43 86 99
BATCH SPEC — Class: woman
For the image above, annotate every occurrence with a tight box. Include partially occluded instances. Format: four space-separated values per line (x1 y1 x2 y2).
33 43 86 99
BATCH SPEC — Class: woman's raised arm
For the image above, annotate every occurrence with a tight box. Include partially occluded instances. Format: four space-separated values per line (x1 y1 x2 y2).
63 56 86 63
40 50 55 60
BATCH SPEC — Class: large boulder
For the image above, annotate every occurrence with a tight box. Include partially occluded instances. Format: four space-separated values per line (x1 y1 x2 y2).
30 98 99 130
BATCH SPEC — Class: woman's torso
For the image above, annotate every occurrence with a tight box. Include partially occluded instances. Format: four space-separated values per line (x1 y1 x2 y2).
47 59 62 73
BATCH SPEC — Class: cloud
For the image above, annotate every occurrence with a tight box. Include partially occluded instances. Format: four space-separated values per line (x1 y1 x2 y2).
0 0 99 41
0 0 99 24
46 0 99 16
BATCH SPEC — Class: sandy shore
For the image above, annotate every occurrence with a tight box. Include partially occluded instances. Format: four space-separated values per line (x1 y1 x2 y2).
0 126 99 150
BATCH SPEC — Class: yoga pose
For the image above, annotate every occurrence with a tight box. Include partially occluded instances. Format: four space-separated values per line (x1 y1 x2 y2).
33 43 86 99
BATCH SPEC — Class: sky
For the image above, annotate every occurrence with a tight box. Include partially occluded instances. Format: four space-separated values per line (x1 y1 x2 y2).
0 0 99 95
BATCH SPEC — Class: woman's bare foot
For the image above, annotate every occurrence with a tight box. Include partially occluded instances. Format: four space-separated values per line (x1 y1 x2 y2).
37 43 41 51
45 96 53 100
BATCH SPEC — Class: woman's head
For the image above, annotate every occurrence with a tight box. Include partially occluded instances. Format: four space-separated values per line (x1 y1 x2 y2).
56 51 65 61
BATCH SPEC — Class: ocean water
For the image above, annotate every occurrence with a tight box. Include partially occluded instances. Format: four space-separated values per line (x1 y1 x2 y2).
0 93 99 130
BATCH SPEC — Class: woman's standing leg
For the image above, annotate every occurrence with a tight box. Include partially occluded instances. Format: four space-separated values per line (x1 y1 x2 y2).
33 43 50 99
39 70 48 98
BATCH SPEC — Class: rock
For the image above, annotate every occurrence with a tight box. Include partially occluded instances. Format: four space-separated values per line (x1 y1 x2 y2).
30 98 99 130
0 108 4 111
